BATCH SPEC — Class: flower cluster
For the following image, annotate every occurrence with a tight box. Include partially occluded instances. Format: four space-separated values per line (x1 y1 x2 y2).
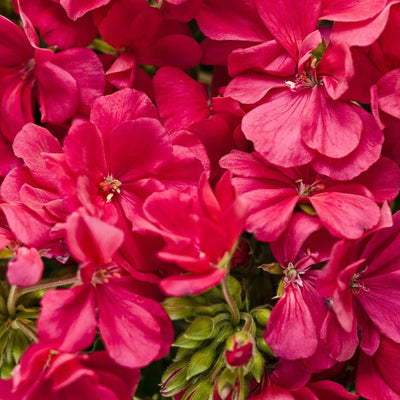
0 0 399 399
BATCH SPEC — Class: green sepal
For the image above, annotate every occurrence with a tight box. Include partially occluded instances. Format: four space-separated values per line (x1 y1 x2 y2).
184 316 215 340
298 202 317 217
256 337 276 358
217 368 238 399
163 297 195 320
250 349 264 382
173 334 203 349
311 39 327 64
186 344 216 380
183 381 213 400
161 360 189 397
227 276 242 309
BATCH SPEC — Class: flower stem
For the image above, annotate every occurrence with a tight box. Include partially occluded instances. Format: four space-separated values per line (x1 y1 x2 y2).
16 274 80 298
7 285 17 318
221 275 240 326
13 320 39 342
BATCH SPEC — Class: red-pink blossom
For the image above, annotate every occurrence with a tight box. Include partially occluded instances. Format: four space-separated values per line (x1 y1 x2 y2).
0 15 104 142
317 212 400 356
0 342 140 400
142 172 247 296
37 210 174 368
220 150 399 241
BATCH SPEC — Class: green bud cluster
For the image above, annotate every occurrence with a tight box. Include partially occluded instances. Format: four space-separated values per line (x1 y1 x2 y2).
161 276 276 400
0 281 40 378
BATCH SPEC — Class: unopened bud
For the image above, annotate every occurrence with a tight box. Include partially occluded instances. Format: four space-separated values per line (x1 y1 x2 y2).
225 332 253 368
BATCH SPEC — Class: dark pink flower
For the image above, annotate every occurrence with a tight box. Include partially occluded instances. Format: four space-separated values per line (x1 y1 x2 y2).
220 150 399 241
0 342 140 400
0 15 104 141
153 66 248 183
37 210 174 368
96 0 201 89
317 212 400 356
356 335 400 400
44 88 204 233
15 0 98 49
142 172 247 296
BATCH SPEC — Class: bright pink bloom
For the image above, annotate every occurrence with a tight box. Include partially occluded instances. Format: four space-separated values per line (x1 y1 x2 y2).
357 335 400 400
0 15 104 142
264 214 336 362
14 0 98 49
37 210 173 368
96 0 201 89
317 212 400 356
225 332 254 367
153 66 248 183
248 373 358 400
44 88 204 232
142 172 247 296
0 124 67 257
220 150 399 241
0 342 140 400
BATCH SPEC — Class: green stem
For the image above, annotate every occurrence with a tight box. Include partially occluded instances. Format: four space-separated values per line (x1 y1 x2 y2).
16 274 80 298
238 367 246 400
221 275 240 326
13 320 38 342
7 286 17 318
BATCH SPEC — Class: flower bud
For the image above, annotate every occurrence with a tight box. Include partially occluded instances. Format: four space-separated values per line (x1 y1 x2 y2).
225 331 254 368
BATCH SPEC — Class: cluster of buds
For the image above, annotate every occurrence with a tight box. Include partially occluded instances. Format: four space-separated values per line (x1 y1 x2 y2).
161 276 274 400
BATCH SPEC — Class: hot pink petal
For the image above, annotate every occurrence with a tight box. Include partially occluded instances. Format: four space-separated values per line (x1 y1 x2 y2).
63 210 124 265
307 380 358 400
153 66 210 133
320 0 386 22
224 72 286 104
37 284 97 351
108 119 173 182
35 61 79 124
265 284 318 359
90 88 158 136
196 0 271 42
59 0 112 20
51 48 105 115
301 88 362 158
13 123 61 187
242 90 316 166
256 0 320 59
105 51 136 89
311 105 384 180
310 191 380 239
228 40 296 77
96 281 173 368
159 268 227 296
376 68 400 119
7 247 44 287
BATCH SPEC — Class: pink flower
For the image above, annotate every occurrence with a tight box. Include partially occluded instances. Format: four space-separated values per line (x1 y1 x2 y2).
44 88 204 233
220 150 399 241
0 342 140 400
264 214 336 363
317 211 400 356
96 0 201 89
142 172 247 296
37 210 174 368
15 0 98 49
153 66 248 183
0 15 104 141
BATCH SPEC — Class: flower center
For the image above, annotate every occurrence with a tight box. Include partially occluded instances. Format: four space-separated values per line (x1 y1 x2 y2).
99 175 121 203
350 266 369 295
20 58 35 80
296 179 325 197
283 263 304 287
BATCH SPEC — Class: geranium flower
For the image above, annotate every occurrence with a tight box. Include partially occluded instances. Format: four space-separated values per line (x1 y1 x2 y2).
220 150 399 241
0 342 140 400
